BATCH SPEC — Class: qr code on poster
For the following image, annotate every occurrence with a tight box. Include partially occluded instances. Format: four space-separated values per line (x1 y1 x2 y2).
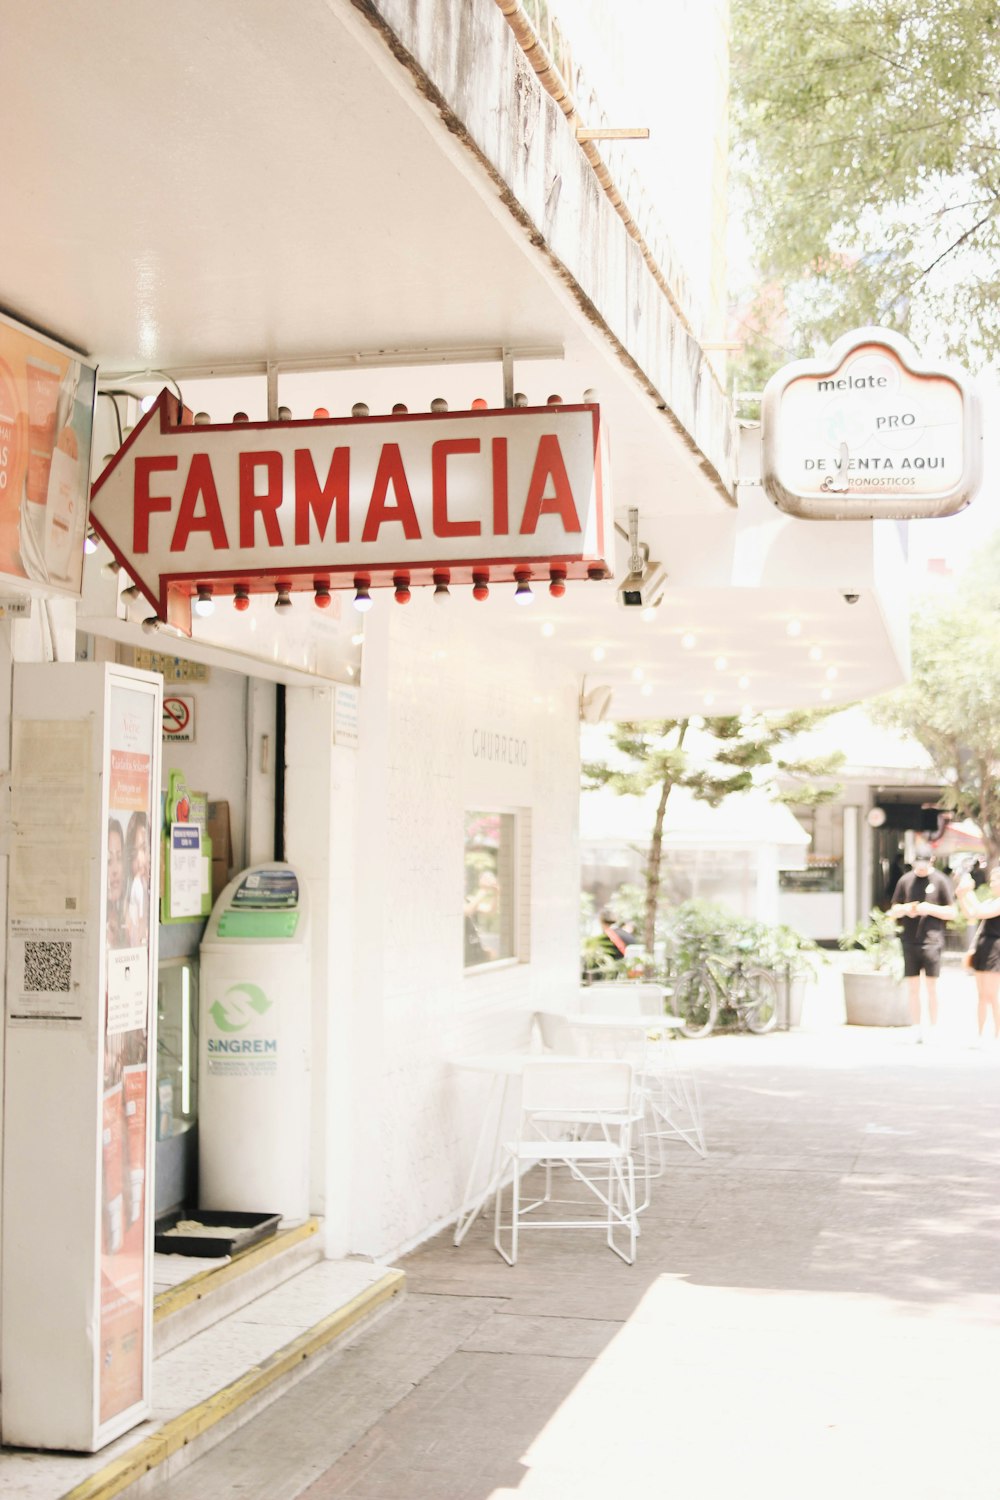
24 940 72 994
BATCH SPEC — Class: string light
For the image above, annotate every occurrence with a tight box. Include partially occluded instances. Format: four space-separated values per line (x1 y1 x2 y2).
514 570 534 606
193 585 214 618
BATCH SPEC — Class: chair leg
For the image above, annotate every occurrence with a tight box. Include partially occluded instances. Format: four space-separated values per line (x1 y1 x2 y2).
510 1159 520 1265
494 1156 517 1266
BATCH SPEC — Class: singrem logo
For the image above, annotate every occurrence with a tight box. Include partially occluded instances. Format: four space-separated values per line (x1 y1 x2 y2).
209 983 272 1033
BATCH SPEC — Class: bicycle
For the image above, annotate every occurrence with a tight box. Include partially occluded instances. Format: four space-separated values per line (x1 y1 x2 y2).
672 947 779 1039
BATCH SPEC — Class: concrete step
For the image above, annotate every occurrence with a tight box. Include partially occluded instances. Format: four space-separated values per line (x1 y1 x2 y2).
153 1217 325 1357
0 1230 404 1500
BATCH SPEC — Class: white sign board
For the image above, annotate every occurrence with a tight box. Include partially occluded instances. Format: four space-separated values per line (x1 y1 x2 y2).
89 393 613 619
761 327 981 519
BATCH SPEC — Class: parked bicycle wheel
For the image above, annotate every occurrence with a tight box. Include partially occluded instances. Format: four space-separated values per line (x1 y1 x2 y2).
740 966 779 1033
674 965 718 1039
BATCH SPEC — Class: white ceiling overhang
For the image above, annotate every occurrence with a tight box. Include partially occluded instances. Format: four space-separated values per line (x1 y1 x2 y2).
2 0 910 713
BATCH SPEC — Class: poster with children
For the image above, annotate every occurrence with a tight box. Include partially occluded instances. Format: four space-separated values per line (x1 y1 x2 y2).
99 684 155 1425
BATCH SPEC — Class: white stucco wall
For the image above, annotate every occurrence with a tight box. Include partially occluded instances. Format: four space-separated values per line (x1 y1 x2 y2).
326 599 582 1259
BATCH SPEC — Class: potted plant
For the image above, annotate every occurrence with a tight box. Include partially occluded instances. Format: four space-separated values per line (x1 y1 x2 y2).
837 907 908 1026
760 923 824 1027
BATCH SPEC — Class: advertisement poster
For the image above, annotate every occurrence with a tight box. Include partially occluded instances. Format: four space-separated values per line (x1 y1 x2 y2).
99 686 155 1425
0 310 96 594
169 823 203 918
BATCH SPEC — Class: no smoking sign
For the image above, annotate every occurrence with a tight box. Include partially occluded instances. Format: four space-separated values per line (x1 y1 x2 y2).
162 694 195 743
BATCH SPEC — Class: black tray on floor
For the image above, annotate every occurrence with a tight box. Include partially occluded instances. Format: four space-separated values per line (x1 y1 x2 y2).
154 1209 281 1258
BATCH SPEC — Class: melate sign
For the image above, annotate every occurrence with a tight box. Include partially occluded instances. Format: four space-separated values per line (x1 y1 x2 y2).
761 327 981 520
89 392 612 618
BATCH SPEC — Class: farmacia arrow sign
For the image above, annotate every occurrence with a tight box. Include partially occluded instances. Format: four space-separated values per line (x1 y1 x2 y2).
89 390 612 620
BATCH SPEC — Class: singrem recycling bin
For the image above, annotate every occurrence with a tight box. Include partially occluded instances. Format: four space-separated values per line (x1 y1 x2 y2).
198 864 310 1222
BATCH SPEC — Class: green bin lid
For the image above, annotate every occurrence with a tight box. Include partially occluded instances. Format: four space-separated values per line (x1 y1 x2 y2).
217 908 300 939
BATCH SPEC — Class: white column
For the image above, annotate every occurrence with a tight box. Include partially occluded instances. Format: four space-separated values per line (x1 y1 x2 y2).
843 805 861 930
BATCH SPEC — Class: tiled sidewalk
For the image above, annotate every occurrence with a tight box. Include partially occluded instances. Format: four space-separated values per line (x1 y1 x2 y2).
150 960 1000 1499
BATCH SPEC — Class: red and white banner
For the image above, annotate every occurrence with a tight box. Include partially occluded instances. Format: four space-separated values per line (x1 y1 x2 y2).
90 391 612 619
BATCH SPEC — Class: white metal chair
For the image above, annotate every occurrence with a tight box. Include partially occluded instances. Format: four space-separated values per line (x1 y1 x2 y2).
494 1058 639 1265
575 985 706 1159
534 1010 653 1209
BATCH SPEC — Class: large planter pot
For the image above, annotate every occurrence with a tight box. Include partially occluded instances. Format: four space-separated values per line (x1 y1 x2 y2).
842 970 909 1027
787 976 807 1028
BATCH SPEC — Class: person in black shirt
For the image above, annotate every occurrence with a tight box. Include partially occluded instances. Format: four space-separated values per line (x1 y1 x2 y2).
955 865 1000 1045
888 845 955 1040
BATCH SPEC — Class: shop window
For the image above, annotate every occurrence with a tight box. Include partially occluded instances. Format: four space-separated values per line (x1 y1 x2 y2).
464 810 520 968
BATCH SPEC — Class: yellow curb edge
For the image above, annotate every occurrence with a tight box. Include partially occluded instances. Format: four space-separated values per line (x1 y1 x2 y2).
62 1268 405 1500
153 1218 321 1323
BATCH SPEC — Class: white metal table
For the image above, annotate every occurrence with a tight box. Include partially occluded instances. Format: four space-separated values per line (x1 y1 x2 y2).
450 1051 579 1245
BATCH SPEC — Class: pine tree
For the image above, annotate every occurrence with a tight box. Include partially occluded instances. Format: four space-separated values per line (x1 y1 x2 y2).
583 713 843 952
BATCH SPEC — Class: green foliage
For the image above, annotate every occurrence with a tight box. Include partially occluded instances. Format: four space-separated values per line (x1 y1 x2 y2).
583 714 844 950
731 0 1000 365
661 901 821 1029
756 923 825 981
837 907 902 975
580 935 626 981
872 561 1000 862
605 883 645 929
662 899 764 971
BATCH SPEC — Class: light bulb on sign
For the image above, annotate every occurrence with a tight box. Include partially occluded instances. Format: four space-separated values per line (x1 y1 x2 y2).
514 571 534 605
193 585 214 617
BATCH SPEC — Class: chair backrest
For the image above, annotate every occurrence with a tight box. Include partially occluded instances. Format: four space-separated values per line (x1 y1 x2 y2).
621 983 668 1017
534 1010 581 1053
577 985 664 1018
521 1058 633 1114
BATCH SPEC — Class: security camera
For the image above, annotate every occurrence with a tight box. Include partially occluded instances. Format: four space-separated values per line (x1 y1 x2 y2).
842 592 860 605
617 560 668 610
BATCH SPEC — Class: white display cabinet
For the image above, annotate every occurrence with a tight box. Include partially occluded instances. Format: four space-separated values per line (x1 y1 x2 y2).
1 663 161 1452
